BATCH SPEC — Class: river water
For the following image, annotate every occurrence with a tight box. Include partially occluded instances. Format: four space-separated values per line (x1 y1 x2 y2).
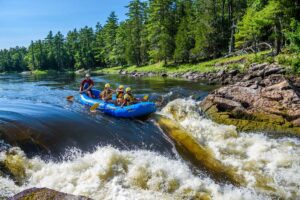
0 73 299 200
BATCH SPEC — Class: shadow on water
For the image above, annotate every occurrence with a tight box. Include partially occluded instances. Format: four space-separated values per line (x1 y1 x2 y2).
0 101 175 160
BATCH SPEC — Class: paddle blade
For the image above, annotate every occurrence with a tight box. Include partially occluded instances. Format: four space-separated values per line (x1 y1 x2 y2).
66 96 74 102
90 103 100 112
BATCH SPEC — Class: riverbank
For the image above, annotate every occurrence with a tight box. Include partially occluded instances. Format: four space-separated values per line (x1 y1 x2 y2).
92 51 299 84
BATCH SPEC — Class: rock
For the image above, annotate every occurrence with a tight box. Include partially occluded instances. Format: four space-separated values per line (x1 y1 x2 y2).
9 188 92 200
183 71 194 78
228 69 239 76
120 70 127 75
217 70 225 77
264 66 283 76
292 118 300 126
200 74 300 136
20 71 32 75
148 72 156 77
161 73 168 77
249 63 268 72
75 69 85 75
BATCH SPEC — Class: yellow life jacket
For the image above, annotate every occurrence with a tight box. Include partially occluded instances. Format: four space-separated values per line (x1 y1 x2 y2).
101 89 113 100
116 89 124 99
124 93 135 105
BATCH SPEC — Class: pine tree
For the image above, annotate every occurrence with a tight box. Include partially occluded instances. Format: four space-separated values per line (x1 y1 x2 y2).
115 21 129 66
174 0 193 63
147 0 175 65
94 23 106 67
44 31 56 69
126 0 148 66
102 12 119 66
76 26 96 69
53 32 66 70
65 29 79 69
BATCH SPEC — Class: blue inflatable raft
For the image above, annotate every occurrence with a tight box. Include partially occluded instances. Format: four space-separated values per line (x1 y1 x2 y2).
80 89 157 118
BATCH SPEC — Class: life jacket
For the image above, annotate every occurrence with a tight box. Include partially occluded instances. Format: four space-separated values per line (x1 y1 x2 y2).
124 93 135 105
81 79 94 90
101 89 113 100
116 89 124 99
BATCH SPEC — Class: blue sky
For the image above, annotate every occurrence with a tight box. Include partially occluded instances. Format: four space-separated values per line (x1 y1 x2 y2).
0 0 131 49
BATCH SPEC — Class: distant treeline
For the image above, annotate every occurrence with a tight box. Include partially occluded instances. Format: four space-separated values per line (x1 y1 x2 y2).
0 0 299 72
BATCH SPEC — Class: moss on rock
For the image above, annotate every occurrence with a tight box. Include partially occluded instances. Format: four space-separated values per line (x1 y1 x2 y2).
205 105 300 136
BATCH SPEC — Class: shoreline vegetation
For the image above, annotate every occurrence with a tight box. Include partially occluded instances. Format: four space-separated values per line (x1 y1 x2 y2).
14 51 298 80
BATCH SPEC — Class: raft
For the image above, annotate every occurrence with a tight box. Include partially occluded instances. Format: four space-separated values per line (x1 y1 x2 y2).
80 89 157 118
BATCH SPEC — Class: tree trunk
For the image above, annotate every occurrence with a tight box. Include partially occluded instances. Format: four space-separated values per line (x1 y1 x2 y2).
229 21 236 54
274 18 282 56
296 0 300 20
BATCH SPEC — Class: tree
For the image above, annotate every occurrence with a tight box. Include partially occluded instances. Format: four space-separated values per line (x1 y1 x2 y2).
65 29 79 69
115 21 129 66
235 0 287 55
94 23 106 67
126 0 148 66
44 31 56 69
147 0 175 65
174 0 194 63
75 26 96 69
53 32 66 70
102 12 119 66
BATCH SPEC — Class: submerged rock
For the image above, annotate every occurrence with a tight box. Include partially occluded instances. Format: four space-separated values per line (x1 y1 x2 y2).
200 64 300 135
9 188 92 200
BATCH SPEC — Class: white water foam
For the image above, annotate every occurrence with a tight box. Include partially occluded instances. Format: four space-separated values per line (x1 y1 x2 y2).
161 98 300 199
0 145 266 200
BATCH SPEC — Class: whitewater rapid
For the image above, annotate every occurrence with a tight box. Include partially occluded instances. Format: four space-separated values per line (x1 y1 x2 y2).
0 145 267 200
1 98 299 200
161 99 300 199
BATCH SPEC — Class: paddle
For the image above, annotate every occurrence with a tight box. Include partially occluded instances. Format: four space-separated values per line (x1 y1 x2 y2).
90 103 100 112
66 96 74 102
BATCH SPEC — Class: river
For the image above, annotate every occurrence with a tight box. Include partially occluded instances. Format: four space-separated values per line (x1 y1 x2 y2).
0 73 299 200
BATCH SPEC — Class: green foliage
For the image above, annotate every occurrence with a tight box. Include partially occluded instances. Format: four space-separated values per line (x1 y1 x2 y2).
147 0 175 64
0 0 299 72
276 53 300 73
235 0 281 48
174 0 193 63
125 0 148 66
0 47 27 72
285 19 300 52
102 12 119 66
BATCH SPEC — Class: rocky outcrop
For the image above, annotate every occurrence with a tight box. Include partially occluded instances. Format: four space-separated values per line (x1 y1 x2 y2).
118 69 245 84
200 63 300 135
9 188 92 200
75 69 91 75
20 71 32 75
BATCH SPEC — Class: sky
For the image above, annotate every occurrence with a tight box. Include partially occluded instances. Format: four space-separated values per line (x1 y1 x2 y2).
0 0 131 49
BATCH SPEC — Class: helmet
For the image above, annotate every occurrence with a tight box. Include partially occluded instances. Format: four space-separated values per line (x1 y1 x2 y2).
119 85 124 89
105 83 110 88
126 87 131 92
85 74 91 78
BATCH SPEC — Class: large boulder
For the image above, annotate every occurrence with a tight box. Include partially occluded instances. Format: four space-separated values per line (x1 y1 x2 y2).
9 188 92 200
200 64 300 135
20 71 32 75
75 68 85 75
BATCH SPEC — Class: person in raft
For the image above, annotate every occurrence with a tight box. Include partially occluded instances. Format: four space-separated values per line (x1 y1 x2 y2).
79 73 94 98
116 85 125 105
100 83 114 102
121 87 137 107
